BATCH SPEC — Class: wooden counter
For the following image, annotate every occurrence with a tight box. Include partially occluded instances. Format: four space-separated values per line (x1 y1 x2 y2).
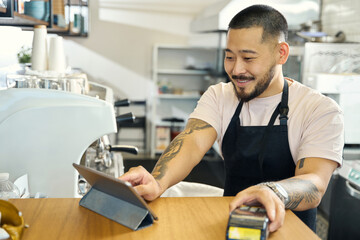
10 197 319 240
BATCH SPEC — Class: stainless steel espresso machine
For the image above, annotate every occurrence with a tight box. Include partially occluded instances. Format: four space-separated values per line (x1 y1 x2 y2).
0 76 136 198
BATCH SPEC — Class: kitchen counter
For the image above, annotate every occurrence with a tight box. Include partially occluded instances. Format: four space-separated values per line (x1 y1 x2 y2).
10 197 319 240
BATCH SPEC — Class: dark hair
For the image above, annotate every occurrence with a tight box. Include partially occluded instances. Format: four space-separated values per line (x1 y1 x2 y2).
228 4 288 42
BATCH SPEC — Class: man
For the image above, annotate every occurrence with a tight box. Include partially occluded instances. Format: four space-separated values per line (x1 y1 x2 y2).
120 5 344 232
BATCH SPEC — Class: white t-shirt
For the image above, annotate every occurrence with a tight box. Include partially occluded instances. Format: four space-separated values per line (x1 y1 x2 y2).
189 79 344 166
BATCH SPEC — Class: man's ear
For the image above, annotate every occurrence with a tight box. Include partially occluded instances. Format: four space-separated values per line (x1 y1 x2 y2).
278 42 290 65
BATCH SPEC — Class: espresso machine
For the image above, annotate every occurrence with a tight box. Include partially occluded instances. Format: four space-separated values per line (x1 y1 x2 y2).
0 82 127 198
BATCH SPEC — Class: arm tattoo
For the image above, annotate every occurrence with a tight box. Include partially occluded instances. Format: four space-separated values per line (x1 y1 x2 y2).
151 120 212 180
282 178 321 209
299 158 305 169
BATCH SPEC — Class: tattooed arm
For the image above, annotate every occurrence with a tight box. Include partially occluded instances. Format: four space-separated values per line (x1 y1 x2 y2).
119 118 217 201
278 157 338 211
151 119 216 189
229 157 338 232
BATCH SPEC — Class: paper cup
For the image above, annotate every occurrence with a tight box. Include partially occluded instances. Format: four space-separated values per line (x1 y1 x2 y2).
48 36 66 73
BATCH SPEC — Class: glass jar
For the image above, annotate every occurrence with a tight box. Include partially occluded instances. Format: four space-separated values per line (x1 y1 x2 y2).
0 173 20 200
58 76 85 94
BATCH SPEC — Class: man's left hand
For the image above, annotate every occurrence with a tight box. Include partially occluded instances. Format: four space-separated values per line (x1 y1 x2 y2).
229 185 285 232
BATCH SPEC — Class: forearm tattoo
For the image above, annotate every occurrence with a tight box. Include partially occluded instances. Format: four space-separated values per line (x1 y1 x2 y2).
283 178 321 209
151 120 212 180
299 158 305 169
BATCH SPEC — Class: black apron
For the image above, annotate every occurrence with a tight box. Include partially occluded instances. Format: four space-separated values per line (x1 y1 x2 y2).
221 80 317 231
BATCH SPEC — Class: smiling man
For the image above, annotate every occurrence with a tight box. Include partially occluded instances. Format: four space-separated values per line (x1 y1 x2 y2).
225 27 280 102
119 5 344 233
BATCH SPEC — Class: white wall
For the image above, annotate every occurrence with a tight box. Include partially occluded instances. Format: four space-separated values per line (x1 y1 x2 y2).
322 0 360 42
63 0 222 100
0 27 33 67
1 0 360 99
64 0 189 100
0 0 221 99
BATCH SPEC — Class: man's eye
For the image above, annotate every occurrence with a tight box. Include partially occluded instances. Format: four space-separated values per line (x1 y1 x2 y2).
225 56 234 60
244 57 254 61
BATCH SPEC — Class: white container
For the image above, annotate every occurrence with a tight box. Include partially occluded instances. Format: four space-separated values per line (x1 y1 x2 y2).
0 173 20 200
48 36 66 73
31 25 48 71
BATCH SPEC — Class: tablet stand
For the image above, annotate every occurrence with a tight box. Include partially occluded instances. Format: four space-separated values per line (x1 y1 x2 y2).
79 187 154 230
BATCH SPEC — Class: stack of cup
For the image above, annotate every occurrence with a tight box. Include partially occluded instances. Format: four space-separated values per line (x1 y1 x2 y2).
31 25 67 73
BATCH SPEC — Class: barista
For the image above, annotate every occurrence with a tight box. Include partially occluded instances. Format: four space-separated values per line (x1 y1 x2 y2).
119 4 344 232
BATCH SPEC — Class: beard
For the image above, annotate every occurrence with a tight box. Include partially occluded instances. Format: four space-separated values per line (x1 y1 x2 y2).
231 64 276 102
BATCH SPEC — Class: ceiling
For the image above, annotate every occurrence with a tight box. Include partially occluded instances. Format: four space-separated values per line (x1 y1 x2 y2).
99 0 225 15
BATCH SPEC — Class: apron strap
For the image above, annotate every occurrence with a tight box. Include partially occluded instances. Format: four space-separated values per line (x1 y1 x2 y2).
258 79 289 176
279 79 289 125
234 101 244 127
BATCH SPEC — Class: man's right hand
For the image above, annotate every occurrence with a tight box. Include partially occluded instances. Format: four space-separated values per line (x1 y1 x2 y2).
118 166 163 201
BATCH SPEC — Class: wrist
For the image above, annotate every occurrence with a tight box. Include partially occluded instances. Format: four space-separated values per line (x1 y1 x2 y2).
258 182 289 206
153 177 166 196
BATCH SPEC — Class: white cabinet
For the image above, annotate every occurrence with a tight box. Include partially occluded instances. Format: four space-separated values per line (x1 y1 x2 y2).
150 45 219 156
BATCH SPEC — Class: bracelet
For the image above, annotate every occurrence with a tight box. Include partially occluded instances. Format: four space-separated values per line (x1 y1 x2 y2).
258 182 289 205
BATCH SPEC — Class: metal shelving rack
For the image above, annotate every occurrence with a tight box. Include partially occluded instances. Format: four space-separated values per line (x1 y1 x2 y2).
150 44 219 157
0 0 88 37
59 0 88 37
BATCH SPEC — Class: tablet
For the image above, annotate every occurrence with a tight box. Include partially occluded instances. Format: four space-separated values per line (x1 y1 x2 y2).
73 163 158 221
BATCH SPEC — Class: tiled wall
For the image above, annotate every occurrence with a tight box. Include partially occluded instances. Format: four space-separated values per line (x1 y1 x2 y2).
322 0 360 42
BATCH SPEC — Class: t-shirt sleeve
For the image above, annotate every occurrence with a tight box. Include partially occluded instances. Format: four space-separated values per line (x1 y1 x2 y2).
297 98 344 166
189 85 222 141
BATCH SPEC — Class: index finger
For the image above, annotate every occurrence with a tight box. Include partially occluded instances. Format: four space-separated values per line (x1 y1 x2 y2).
230 190 276 221
229 195 258 211
118 166 145 184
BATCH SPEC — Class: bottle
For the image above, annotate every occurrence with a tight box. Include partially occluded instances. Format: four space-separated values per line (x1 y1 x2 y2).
0 173 20 200
31 25 48 71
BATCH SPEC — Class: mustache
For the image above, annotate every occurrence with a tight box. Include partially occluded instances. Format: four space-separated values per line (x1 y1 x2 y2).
232 75 255 80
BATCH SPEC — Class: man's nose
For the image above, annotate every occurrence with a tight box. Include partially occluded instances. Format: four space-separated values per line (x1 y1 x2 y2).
232 60 246 76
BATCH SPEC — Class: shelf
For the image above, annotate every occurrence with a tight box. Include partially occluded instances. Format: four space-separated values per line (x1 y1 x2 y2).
156 69 210 75
48 25 69 32
65 3 88 7
0 12 49 26
66 0 88 7
0 2 88 37
157 94 200 99
49 30 88 37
